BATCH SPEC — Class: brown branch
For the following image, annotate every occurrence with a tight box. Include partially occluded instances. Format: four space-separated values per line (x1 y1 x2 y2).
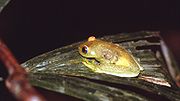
0 40 46 101
176 74 180 87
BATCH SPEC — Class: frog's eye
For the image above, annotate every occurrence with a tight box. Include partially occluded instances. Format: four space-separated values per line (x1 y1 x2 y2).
82 45 88 54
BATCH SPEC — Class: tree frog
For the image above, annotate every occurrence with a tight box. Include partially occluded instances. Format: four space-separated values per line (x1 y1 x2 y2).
79 36 143 77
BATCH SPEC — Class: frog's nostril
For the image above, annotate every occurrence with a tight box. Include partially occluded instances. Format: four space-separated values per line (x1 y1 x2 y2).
82 45 88 54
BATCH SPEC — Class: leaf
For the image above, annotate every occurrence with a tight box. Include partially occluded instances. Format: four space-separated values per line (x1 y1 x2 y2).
22 31 180 101
0 0 10 13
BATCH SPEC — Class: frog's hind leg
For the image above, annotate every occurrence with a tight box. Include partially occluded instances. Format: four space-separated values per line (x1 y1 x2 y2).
95 64 140 77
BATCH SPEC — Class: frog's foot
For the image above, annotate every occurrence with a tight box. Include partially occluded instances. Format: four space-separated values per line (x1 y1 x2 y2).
82 58 99 71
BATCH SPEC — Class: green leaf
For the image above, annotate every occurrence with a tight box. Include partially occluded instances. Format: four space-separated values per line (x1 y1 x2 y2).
0 0 10 13
23 31 180 101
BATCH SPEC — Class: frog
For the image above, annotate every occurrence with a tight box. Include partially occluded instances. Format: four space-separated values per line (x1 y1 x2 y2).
78 36 143 77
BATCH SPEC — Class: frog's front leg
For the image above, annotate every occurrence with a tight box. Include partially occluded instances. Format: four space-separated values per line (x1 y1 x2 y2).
82 58 100 71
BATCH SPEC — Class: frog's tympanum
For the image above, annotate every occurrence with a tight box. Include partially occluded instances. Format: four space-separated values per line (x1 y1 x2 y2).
79 36 143 77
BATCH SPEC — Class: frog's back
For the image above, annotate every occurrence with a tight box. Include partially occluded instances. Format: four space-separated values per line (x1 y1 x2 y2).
95 39 143 71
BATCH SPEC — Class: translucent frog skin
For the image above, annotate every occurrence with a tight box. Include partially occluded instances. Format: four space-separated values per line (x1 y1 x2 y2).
79 36 143 77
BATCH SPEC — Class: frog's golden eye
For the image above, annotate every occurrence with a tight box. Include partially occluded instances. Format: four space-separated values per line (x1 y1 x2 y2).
82 45 88 54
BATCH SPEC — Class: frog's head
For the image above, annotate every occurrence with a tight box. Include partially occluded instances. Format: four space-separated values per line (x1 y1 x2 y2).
79 36 98 58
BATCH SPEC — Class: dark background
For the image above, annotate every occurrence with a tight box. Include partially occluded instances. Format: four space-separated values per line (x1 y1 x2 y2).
0 0 180 100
